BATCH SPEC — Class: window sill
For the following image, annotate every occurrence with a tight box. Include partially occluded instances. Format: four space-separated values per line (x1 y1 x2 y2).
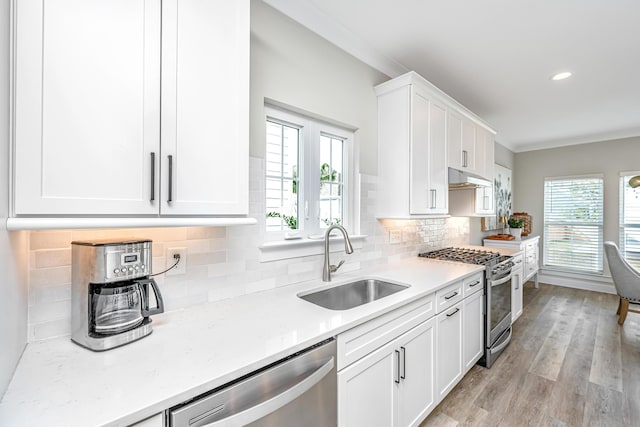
259 235 367 262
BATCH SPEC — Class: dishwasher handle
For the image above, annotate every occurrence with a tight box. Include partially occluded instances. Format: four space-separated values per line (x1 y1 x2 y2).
202 356 334 427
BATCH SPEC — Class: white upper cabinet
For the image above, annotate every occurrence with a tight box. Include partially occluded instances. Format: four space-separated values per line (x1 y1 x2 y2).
409 86 448 215
376 73 448 218
448 110 495 183
376 71 495 218
160 0 248 215
14 0 161 215
12 0 248 218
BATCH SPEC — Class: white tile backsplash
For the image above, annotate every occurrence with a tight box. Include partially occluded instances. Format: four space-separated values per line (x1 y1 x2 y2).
25 157 470 341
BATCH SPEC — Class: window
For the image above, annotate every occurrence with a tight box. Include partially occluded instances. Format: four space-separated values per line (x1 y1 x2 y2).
265 106 354 235
543 175 604 273
619 172 640 271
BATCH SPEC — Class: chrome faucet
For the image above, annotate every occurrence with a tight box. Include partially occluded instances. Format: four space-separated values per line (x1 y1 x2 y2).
323 224 354 282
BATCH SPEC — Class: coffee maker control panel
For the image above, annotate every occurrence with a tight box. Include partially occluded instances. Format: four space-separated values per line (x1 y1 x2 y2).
105 243 151 281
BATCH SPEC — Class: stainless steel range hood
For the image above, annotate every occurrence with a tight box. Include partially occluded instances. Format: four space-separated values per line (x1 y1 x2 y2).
448 168 491 190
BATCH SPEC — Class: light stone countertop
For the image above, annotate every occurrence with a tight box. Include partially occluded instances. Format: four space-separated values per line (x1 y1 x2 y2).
0 257 485 427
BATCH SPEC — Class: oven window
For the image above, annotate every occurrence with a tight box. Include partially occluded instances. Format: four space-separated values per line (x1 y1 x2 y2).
490 278 511 332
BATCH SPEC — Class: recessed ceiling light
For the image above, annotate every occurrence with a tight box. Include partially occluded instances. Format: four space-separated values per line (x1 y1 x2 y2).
551 71 572 81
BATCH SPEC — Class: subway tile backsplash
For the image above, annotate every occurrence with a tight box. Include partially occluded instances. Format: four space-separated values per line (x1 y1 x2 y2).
26 157 470 341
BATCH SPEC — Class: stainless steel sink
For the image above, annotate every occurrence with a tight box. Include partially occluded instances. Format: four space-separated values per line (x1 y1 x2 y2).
298 279 409 310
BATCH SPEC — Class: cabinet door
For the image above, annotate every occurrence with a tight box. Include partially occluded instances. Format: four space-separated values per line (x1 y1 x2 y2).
484 129 495 180
410 87 447 214
461 119 477 172
428 100 448 213
397 318 437 427
475 185 494 215
14 0 161 215
338 339 398 427
462 291 484 373
525 240 539 280
447 111 463 170
512 267 523 321
161 0 249 215
436 302 463 401
409 87 431 214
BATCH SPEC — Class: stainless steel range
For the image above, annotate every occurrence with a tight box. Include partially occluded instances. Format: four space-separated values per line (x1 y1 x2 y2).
419 247 514 368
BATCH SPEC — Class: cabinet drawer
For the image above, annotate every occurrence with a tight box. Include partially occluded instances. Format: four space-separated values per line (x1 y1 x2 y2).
511 254 524 267
525 241 537 253
462 272 484 297
337 294 434 370
436 280 463 313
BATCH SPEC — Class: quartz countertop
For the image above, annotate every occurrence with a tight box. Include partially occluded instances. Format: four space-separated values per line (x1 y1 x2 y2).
0 257 484 427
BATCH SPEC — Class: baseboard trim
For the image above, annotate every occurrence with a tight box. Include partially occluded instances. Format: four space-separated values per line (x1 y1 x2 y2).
537 269 616 295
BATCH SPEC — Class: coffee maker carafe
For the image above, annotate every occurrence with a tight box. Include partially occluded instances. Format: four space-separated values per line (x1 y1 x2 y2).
71 239 164 351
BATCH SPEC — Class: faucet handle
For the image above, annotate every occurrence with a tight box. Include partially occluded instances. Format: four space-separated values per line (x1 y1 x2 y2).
330 260 345 273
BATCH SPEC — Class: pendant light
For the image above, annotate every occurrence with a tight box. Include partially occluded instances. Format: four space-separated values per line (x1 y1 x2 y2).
630 176 640 188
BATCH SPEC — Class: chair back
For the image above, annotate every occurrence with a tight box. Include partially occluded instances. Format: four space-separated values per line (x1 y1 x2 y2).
604 241 640 301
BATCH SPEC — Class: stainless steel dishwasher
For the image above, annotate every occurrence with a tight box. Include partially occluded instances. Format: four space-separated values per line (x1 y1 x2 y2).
167 338 336 426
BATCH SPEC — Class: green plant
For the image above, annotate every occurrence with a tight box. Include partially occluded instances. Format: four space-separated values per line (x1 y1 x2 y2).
322 218 341 227
320 163 337 182
266 212 297 230
508 218 524 228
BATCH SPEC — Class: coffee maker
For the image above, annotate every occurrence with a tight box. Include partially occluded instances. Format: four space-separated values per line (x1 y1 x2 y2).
71 239 164 351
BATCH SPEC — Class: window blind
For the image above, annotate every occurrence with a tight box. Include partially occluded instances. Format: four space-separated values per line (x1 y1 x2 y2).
620 172 640 271
543 175 603 273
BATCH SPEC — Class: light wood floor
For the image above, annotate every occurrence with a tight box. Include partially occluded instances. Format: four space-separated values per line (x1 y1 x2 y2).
420 282 640 427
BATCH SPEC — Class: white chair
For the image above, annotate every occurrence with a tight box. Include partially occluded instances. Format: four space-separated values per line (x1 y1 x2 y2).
604 241 640 325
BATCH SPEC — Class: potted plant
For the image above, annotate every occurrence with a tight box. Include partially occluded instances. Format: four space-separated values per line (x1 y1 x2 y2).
508 217 524 240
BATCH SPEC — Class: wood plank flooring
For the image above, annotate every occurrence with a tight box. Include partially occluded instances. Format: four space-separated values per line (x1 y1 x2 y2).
420 283 640 427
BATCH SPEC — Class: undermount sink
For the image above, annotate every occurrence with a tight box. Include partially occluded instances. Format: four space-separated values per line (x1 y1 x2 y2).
298 279 410 310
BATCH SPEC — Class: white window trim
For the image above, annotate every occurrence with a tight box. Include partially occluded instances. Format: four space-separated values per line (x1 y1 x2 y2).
619 170 640 269
261 104 361 262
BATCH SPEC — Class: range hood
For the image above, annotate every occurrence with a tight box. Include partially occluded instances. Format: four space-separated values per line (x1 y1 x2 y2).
448 168 491 190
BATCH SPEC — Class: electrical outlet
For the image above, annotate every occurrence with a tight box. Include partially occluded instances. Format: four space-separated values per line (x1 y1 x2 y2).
166 247 187 275
389 230 402 244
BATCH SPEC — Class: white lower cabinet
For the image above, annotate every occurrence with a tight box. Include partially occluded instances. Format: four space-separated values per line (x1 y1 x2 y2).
462 290 484 372
397 318 437 427
436 302 463 401
338 317 436 427
337 273 485 426
511 253 524 321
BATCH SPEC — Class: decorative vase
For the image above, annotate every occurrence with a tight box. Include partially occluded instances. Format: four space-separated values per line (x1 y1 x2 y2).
510 227 523 240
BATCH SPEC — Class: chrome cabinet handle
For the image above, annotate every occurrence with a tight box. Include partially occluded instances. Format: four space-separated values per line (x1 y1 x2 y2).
150 152 156 202
462 150 468 167
444 291 458 300
469 280 481 287
446 308 460 317
430 189 436 209
400 346 406 380
394 350 400 384
167 155 173 203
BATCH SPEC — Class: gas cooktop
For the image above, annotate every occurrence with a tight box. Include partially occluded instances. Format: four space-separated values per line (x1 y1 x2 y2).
418 247 501 265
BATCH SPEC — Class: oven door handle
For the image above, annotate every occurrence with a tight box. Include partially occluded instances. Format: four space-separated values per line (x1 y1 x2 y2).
489 274 512 287
490 328 512 355
201 357 335 427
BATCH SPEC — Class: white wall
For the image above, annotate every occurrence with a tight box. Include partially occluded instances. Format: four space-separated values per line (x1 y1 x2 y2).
514 136 640 291
0 0 28 398
250 0 388 174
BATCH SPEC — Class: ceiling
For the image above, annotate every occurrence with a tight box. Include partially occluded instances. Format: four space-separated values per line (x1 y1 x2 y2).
263 0 640 152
